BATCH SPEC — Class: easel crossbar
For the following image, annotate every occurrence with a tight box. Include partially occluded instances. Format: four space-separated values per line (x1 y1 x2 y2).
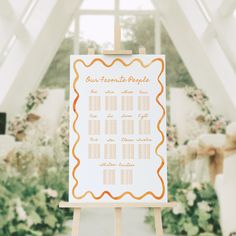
59 201 176 209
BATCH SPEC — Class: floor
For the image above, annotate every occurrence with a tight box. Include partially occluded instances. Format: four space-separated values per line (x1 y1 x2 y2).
60 208 156 236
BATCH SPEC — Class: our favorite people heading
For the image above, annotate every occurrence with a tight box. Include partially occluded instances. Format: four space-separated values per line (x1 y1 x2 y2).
85 75 150 85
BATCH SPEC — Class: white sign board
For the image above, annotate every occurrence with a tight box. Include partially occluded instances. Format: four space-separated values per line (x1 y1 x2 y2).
69 55 167 203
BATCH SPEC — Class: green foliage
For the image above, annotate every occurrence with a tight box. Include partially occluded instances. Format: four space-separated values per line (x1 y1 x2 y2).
0 119 71 235
1 90 73 235
0 173 71 236
121 16 155 54
145 182 221 235
41 37 73 89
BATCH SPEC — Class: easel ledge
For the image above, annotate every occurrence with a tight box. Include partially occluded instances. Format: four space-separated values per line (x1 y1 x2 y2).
59 201 176 209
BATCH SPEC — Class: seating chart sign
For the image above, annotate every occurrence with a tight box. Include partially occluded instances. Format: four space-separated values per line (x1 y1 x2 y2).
69 55 167 203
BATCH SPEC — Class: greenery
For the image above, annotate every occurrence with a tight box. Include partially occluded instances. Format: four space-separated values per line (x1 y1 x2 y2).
5 87 225 235
1 93 71 236
144 86 228 235
0 140 71 236
121 16 155 54
0 169 70 236
24 89 48 113
145 182 221 236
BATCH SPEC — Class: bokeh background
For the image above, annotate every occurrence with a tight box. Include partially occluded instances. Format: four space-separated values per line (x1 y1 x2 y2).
0 0 236 235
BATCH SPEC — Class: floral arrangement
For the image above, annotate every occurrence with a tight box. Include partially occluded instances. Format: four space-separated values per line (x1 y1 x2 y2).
4 86 226 235
8 89 48 141
0 169 70 236
206 114 229 134
8 115 28 141
144 87 227 235
0 137 71 236
145 181 221 235
1 91 71 235
25 89 48 113
185 87 229 134
185 87 208 112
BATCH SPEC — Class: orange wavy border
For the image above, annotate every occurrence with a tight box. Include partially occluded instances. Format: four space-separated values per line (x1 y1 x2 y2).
72 57 166 200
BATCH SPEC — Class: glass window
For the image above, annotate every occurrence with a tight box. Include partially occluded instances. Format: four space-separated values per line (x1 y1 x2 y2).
120 15 155 54
80 15 114 49
80 0 114 9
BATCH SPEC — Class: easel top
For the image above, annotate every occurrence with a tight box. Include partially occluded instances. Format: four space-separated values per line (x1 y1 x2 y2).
70 54 166 65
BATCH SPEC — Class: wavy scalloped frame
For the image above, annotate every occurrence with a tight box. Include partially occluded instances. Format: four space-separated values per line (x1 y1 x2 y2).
71 57 166 201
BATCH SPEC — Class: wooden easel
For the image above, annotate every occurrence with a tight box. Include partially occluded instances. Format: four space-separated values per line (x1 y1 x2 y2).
60 22 176 236
59 201 176 236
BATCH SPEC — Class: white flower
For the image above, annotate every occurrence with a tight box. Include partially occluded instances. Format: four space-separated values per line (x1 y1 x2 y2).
16 202 27 221
173 202 185 215
27 217 34 227
43 188 58 198
191 182 202 190
198 201 211 212
186 190 196 206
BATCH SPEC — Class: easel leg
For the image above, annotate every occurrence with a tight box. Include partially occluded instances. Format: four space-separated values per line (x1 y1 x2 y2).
154 208 163 236
71 208 81 236
115 207 122 236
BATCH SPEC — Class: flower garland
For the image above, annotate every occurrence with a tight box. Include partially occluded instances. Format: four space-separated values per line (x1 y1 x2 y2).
185 87 229 134
8 115 28 141
8 89 48 141
25 89 48 113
